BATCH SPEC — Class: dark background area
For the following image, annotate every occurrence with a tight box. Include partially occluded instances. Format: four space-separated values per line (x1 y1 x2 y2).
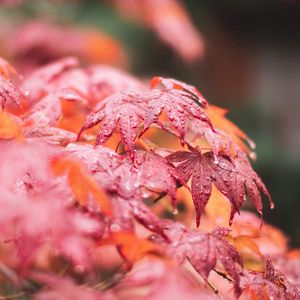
1 0 300 245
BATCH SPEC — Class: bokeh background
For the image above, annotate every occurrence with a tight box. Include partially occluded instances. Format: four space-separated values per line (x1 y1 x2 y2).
1 0 299 245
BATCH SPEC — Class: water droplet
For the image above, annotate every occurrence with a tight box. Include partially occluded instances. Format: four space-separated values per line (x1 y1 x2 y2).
75 265 84 273
177 107 184 113
213 155 219 164
249 151 257 160
110 224 120 232
248 139 256 149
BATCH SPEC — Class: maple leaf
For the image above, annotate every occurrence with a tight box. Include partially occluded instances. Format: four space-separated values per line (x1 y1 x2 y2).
87 65 144 103
65 144 177 236
41 65 143 108
205 105 255 156
186 118 235 157
150 76 207 106
241 259 300 300
167 147 273 226
78 76 212 158
46 67 91 101
77 89 146 159
65 144 172 237
65 143 121 177
26 89 86 128
99 195 166 239
23 89 86 145
20 57 79 104
121 150 184 204
143 77 211 145
272 255 300 290
28 64 142 108
65 143 130 198
150 221 243 297
67 144 182 205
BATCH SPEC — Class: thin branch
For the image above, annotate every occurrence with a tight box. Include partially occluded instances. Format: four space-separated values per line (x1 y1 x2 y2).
213 268 233 283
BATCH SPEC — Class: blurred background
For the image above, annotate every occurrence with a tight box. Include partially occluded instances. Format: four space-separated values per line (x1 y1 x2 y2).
1 0 299 245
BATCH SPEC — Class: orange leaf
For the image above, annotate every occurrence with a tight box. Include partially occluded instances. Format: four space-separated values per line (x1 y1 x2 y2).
51 157 111 215
234 236 262 257
233 235 264 272
0 111 22 140
100 232 159 263
206 104 255 156
285 249 300 259
58 100 87 133
84 31 126 66
205 185 231 227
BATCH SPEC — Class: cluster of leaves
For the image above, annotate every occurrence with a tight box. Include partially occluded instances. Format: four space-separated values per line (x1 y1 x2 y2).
0 19 126 74
0 53 300 300
0 0 203 70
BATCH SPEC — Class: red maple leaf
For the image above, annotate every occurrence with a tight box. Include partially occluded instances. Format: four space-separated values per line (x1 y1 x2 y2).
241 259 300 300
167 147 273 226
272 255 300 290
77 89 146 159
150 76 207 106
27 89 86 128
151 221 243 297
78 77 212 158
87 65 144 103
67 144 182 205
20 57 79 104
23 89 85 145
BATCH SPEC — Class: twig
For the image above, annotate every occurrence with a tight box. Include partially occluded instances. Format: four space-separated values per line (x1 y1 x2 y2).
213 268 233 283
